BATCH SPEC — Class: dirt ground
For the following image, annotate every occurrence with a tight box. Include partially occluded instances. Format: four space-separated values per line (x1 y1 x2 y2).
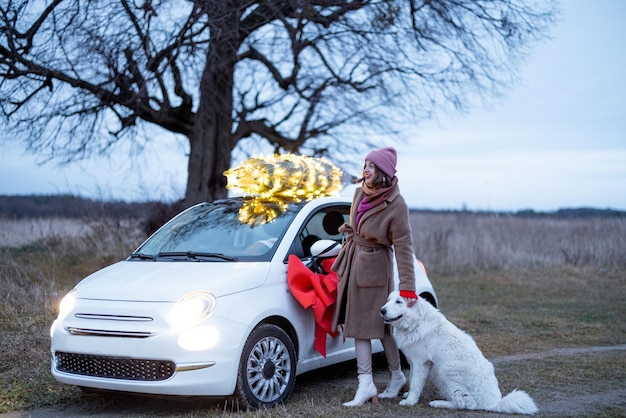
2 344 625 418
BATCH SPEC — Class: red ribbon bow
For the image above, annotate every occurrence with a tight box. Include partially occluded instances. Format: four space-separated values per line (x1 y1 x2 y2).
287 254 338 357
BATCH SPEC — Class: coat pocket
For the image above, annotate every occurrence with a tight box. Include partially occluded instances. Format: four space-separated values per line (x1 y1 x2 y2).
355 248 389 288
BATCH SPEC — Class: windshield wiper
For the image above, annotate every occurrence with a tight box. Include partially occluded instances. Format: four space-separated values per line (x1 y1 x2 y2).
156 251 238 262
129 252 156 260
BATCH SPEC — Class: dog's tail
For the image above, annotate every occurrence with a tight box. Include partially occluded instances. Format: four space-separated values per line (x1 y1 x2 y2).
493 389 538 415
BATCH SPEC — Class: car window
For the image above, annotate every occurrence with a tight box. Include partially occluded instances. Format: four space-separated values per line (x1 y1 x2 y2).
289 205 350 259
133 198 301 261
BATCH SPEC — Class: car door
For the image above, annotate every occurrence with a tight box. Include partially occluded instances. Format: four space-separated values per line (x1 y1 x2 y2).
285 203 357 369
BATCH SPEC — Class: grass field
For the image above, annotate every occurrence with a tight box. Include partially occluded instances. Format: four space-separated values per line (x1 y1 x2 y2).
1 211 625 416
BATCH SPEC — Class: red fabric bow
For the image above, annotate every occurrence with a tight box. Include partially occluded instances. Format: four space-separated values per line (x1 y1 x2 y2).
287 254 338 357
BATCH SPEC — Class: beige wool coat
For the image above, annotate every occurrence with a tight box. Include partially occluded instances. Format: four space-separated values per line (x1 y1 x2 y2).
331 185 416 340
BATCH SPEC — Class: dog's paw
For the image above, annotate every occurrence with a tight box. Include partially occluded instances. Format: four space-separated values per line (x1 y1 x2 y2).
399 395 418 406
429 400 456 409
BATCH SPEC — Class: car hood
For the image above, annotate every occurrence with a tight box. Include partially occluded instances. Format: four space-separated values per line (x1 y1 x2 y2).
73 260 272 302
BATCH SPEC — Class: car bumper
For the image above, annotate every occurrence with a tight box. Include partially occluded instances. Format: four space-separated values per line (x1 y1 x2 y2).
50 314 249 396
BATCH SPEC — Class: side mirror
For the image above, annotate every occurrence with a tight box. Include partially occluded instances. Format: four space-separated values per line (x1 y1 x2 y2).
310 239 341 258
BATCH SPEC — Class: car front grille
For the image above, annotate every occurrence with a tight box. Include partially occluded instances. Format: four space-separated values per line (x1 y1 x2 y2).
65 327 153 338
54 352 176 381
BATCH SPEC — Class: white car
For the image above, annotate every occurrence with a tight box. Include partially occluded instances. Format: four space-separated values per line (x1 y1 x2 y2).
50 185 438 409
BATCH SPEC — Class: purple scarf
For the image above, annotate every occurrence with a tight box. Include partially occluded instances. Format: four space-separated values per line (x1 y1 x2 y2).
355 177 398 227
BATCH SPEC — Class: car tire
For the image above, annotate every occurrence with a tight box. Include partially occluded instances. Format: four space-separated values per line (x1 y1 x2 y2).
235 323 296 410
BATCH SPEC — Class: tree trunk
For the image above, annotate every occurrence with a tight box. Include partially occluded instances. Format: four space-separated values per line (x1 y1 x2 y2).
183 11 238 207
183 99 232 206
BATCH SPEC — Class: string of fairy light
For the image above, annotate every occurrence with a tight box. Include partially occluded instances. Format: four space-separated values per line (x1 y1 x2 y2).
224 154 344 225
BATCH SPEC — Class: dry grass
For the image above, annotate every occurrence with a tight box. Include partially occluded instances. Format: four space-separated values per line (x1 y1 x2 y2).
1 212 625 416
410 212 626 273
0 218 92 247
435 268 626 357
0 219 146 412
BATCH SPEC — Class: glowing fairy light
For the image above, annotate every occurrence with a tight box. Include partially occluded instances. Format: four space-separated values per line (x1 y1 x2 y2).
224 154 344 225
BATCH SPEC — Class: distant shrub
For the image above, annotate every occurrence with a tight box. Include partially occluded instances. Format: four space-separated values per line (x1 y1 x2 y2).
0 195 155 219
141 200 188 235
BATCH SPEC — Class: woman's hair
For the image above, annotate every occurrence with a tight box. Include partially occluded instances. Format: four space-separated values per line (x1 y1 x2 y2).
356 164 392 188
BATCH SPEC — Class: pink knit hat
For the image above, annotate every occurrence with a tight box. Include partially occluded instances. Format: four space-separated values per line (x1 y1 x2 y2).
365 146 397 178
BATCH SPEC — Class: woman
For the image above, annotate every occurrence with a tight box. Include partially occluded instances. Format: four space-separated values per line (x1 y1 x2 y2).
331 146 418 406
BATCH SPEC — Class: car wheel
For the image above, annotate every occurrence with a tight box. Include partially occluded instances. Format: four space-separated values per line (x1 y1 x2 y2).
235 323 296 410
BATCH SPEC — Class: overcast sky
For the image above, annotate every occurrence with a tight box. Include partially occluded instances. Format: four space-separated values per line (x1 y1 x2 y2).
1 0 625 212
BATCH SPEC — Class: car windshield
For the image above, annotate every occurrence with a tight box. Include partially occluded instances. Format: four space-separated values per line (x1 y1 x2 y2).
131 198 301 262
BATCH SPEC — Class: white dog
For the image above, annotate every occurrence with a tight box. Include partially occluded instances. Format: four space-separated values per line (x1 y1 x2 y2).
380 291 538 415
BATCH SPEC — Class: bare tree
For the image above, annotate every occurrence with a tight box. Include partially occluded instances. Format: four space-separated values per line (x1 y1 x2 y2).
0 0 557 206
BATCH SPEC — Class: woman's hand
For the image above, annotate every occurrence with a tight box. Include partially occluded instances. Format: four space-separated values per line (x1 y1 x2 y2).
399 290 418 307
338 223 352 234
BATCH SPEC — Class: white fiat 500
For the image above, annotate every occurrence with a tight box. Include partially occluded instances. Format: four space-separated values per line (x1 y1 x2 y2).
50 185 438 409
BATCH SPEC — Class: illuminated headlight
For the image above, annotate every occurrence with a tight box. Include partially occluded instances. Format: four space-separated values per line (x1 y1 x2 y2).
58 290 76 319
178 326 220 351
52 290 76 338
169 291 216 328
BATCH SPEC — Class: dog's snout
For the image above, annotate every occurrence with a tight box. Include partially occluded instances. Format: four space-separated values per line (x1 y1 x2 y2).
380 306 386 315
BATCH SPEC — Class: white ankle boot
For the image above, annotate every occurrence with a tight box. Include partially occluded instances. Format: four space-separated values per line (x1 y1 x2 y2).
342 373 378 406
377 368 408 398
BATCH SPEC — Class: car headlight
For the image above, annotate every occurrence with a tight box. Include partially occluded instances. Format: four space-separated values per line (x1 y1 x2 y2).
169 291 216 328
178 326 220 351
58 289 76 319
